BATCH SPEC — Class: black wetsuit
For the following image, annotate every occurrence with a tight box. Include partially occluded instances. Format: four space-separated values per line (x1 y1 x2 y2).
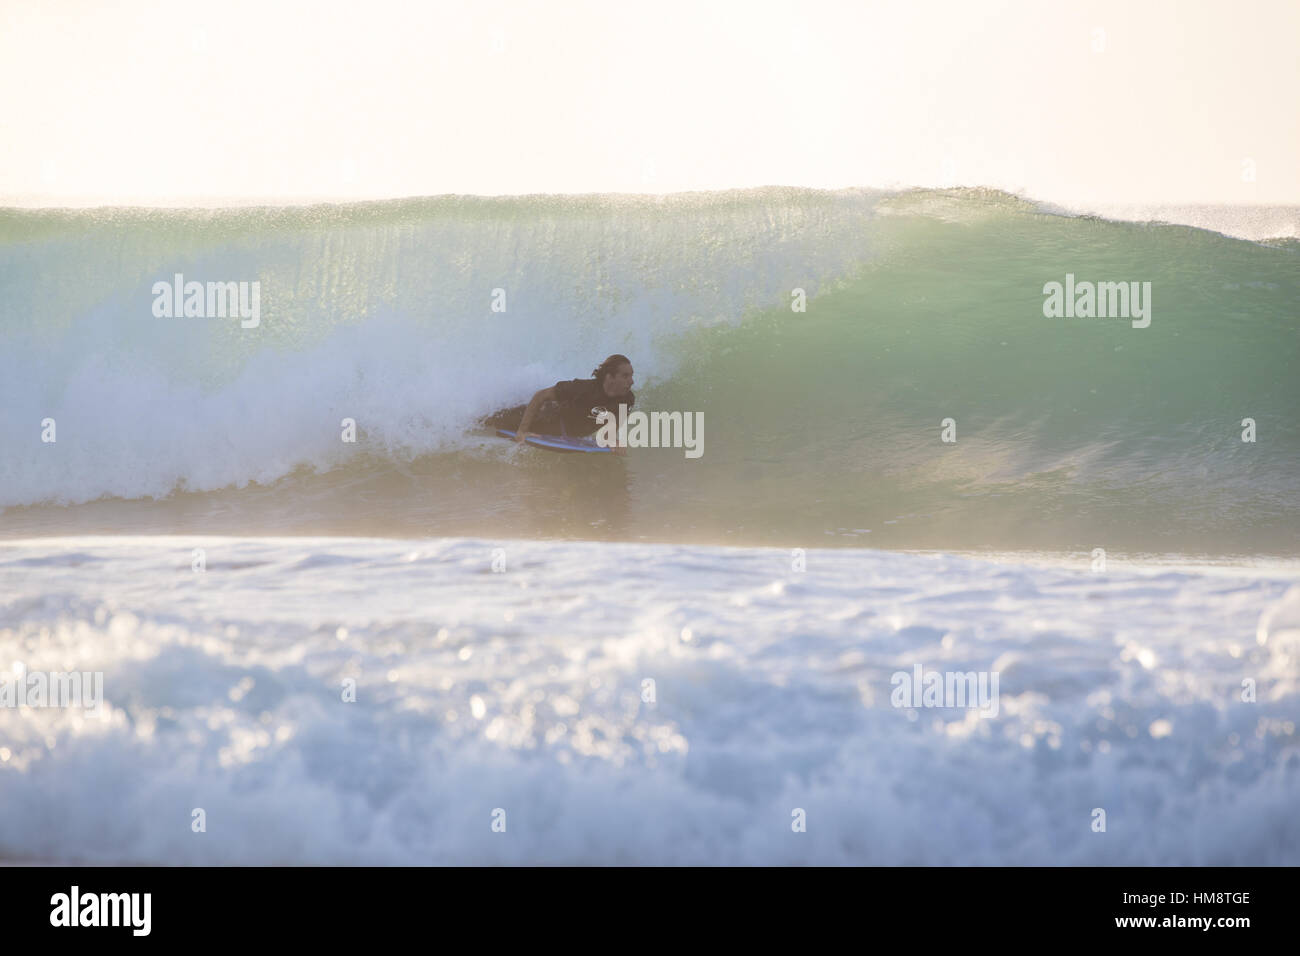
485 379 635 437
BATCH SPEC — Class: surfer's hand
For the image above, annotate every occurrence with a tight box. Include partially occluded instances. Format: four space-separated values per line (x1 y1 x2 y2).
612 444 628 457
513 431 532 443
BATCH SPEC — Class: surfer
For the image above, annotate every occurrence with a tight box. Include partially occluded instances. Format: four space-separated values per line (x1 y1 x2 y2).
484 354 635 455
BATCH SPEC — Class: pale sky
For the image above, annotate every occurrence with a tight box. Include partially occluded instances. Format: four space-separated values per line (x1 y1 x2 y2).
1 0 1296 206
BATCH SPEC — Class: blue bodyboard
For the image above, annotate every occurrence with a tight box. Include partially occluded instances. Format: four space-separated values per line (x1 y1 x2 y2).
496 429 611 454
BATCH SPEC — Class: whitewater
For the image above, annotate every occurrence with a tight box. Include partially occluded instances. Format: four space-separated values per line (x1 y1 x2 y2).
1 187 1298 864
1 536 1298 865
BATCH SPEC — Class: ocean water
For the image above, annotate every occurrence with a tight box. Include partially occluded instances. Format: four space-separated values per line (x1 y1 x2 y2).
1 536 1298 865
1 188 1297 553
1 188 1298 864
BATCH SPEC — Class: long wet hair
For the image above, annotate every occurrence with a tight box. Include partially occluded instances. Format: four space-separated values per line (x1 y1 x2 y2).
592 354 631 386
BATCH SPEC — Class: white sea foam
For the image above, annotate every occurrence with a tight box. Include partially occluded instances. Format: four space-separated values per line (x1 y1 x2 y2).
1035 199 1300 242
1 537 1296 865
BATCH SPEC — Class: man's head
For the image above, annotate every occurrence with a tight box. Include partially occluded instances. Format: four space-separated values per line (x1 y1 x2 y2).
594 354 634 397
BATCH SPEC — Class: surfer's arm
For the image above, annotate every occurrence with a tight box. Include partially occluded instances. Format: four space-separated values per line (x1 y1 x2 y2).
515 386 556 439
608 406 628 456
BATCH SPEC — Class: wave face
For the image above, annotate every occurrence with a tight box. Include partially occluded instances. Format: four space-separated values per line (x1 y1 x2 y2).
2 188 1298 554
